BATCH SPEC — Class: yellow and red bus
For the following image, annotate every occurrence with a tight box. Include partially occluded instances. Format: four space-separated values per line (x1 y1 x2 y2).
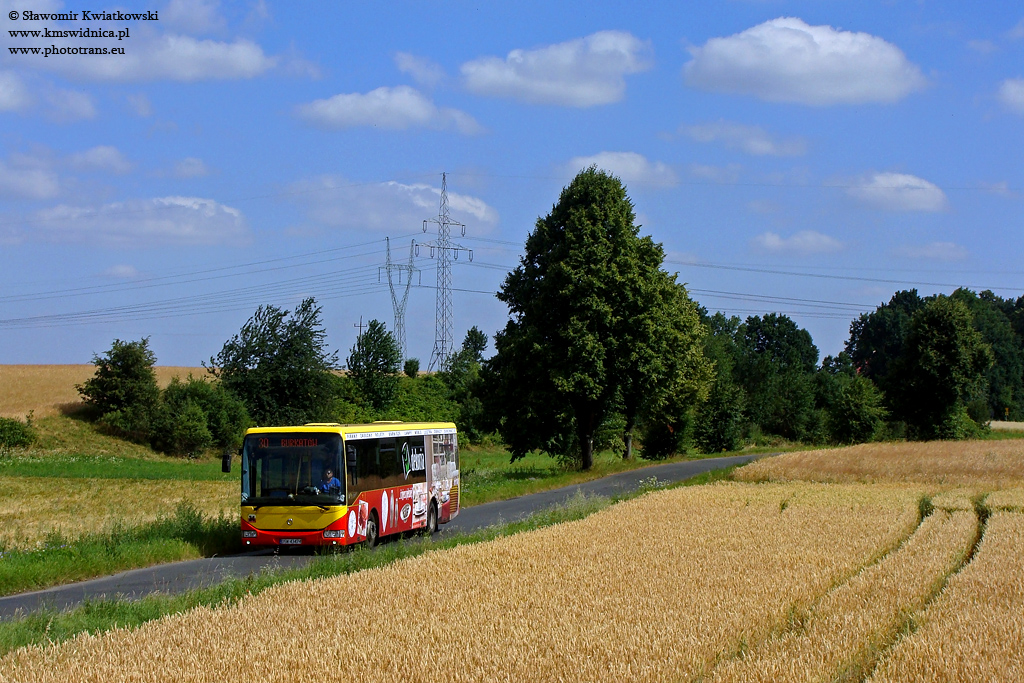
226 422 460 548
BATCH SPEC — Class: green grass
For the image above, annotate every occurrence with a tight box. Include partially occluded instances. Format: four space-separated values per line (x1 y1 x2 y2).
0 453 231 481
0 465 736 656
0 503 241 597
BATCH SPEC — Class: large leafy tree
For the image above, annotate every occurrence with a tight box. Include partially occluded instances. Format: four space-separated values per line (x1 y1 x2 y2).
734 313 819 440
346 319 402 411
890 296 993 438
484 167 710 469
207 297 338 425
846 289 924 400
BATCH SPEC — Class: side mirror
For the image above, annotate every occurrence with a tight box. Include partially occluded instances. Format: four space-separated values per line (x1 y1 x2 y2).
221 452 232 473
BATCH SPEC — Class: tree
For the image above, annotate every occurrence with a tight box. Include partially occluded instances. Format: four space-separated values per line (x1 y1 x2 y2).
815 354 886 445
461 326 488 363
484 167 710 469
346 319 401 411
403 358 420 378
890 296 994 439
208 298 338 425
691 312 745 453
734 313 819 440
846 289 924 402
951 288 1024 421
77 337 161 442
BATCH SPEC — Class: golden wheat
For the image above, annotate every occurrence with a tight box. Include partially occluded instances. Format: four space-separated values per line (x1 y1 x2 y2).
867 511 1024 682
985 487 1024 510
703 509 976 683
737 440 1024 488
929 489 977 512
0 477 236 548
0 365 203 419
0 483 924 682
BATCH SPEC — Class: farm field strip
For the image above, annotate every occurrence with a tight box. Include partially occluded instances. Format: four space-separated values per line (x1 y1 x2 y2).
735 439 1024 488
867 509 1024 682
0 483 924 683
984 487 1024 510
929 489 977 512
0 477 236 549
702 508 977 683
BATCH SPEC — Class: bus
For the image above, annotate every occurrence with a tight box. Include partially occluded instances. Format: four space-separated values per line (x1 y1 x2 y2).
224 422 461 548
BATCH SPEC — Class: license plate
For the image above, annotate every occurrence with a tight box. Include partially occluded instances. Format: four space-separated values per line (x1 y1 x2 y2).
280 538 302 545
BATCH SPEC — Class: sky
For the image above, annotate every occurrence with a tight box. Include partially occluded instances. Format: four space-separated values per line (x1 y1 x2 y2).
1 0 1022 368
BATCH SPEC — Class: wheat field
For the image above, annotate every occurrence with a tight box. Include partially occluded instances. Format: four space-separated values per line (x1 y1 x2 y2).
0 366 204 419
0 477 237 549
0 483 925 682
867 510 1024 682
735 439 1024 488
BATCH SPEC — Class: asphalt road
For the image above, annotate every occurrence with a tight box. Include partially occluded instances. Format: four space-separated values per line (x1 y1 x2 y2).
0 453 759 620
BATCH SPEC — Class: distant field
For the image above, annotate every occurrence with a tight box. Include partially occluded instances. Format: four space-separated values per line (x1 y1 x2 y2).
0 365 205 419
990 420 1024 431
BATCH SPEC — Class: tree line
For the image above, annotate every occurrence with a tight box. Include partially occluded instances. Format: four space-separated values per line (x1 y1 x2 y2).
75 168 1024 467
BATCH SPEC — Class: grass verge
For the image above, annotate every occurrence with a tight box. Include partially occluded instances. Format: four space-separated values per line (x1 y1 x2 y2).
0 503 240 597
0 466 737 656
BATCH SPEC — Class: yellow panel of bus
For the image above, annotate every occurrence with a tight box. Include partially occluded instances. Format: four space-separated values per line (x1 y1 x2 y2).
233 422 460 548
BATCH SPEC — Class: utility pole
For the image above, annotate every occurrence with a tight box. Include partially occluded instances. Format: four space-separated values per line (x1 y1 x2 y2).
353 316 366 351
416 173 472 372
379 237 419 360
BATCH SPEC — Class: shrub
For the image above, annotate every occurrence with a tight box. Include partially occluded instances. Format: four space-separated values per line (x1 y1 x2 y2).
77 338 160 441
0 417 35 449
151 377 249 456
403 358 420 378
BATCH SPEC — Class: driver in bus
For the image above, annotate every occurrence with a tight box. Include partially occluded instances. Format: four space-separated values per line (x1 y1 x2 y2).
320 468 342 495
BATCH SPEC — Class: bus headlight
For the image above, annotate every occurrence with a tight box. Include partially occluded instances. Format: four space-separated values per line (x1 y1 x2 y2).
323 530 343 538
242 530 257 538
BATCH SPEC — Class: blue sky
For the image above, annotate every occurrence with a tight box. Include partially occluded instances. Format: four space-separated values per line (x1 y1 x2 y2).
1 0 1022 367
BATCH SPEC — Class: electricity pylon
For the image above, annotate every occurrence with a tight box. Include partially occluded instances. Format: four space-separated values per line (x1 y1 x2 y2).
379 237 419 360
416 173 472 371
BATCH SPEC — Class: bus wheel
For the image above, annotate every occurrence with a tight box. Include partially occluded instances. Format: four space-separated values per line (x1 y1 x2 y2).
365 511 379 548
426 502 438 535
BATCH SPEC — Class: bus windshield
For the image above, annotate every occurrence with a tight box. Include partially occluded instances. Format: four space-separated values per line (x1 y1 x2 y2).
241 433 344 507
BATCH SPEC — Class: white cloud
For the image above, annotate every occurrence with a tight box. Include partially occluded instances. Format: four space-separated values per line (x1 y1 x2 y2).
684 120 806 156
395 52 446 87
0 161 58 199
0 71 32 112
68 146 132 174
846 172 948 212
1010 19 1024 40
296 86 481 134
684 17 927 105
174 157 210 178
32 35 276 81
688 163 742 184
967 40 998 54
103 264 141 279
461 30 651 106
998 78 1024 114
31 197 248 246
897 242 969 261
753 230 844 254
45 88 96 121
126 93 153 117
163 0 226 34
288 175 498 234
566 151 677 187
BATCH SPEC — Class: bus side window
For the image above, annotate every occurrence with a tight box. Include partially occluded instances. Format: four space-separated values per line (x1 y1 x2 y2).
347 446 358 486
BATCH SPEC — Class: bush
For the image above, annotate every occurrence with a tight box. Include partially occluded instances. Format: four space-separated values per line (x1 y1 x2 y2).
823 374 887 445
152 376 249 456
403 358 420 378
77 338 160 421
0 417 35 449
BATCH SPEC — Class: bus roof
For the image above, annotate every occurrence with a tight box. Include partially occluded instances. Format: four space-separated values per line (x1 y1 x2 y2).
243 422 457 438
